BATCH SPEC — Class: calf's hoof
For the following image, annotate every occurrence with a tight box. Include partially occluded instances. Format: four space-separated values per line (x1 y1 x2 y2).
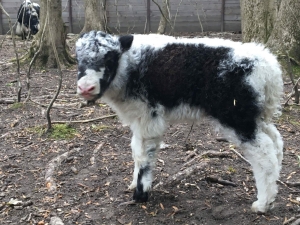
251 200 274 214
133 189 149 203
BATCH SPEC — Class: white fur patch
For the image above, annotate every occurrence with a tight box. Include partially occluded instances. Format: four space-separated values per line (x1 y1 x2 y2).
77 69 104 99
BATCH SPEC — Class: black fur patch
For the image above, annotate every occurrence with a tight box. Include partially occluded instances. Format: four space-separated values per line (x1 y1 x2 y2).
133 165 150 203
151 110 157 118
98 50 120 97
119 35 134 52
126 44 261 141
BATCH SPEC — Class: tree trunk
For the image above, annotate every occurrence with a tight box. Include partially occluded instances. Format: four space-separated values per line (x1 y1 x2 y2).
240 1 276 43
23 0 75 68
241 0 300 104
80 0 106 34
240 0 300 62
156 0 170 34
266 0 300 62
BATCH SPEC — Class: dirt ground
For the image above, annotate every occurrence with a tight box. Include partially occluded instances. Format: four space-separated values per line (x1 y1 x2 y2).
0 32 300 225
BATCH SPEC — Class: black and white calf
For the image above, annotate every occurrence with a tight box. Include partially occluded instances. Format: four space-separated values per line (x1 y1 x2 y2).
16 0 40 39
76 31 284 213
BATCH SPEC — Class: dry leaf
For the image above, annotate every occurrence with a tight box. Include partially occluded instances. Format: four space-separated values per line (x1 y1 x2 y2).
37 221 45 225
160 203 164 210
149 210 157 216
46 182 52 189
117 218 125 224
172 206 179 212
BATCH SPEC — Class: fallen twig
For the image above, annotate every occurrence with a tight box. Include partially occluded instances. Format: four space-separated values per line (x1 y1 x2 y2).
0 132 10 139
90 142 104 166
167 162 208 184
284 217 297 225
205 176 237 187
285 182 300 187
230 148 250 164
182 150 232 168
118 200 137 207
0 99 15 104
290 218 300 225
216 137 228 142
277 179 296 191
50 114 117 124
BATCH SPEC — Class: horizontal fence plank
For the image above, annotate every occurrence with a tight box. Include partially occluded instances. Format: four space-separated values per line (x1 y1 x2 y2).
1 0 241 34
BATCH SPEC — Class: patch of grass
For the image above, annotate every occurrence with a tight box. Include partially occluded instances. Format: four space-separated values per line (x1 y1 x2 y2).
227 166 236 174
91 124 112 132
27 125 47 137
292 64 300 78
6 82 14 87
10 102 24 109
28 124 77 139
49 124 77 139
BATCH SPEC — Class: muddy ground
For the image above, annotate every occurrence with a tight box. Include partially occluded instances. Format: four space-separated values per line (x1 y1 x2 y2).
0 32 300 225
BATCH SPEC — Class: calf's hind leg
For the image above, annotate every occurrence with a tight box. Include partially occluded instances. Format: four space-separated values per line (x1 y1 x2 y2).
241 129 282 213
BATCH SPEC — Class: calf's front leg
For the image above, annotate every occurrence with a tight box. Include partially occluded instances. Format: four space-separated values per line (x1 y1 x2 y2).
129 134 161 202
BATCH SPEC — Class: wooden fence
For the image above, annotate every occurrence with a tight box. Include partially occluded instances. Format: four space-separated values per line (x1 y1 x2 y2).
0 0 241 35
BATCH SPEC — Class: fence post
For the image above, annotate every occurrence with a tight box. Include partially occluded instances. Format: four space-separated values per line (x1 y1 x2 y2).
146 0 150 33
68 0 73 33
221 0 225 32
0 0 3 35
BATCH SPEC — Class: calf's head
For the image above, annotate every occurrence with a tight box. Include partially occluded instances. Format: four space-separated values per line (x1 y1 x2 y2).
29 16 39 35
28 6 39 35
76 31 133 101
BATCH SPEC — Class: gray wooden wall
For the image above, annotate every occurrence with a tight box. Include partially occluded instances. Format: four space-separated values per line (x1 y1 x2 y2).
0 0 241 35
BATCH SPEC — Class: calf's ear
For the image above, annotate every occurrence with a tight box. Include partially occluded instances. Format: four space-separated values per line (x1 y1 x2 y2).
119 35 134 52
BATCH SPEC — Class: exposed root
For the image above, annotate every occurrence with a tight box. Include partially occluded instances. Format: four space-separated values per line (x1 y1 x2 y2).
45 150 75 193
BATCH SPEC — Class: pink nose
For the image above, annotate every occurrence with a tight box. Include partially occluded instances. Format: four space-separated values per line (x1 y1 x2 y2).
78 85 95 95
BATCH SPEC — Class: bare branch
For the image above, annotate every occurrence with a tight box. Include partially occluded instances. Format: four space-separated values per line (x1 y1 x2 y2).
0 3 21 102
173 0 183 31
284 51 299 106
25 6 49 102
193 0 205 34
152 0 174 34
46 0 63 131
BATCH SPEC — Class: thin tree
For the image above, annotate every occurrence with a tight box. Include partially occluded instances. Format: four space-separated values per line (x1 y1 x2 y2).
154 0 170 34
80 0 107 34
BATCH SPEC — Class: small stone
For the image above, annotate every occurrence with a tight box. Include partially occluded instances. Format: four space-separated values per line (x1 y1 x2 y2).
71 166 78 174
